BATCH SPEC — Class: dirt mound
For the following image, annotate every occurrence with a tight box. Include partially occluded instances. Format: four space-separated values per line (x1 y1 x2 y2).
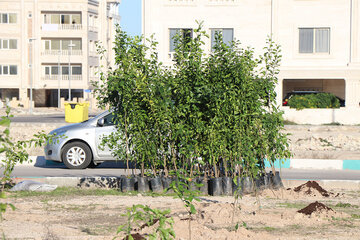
297 201 334 216
294 181 334 197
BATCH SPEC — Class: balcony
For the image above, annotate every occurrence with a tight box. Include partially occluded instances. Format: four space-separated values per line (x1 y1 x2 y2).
42 24 83 31
41 50 83 56
42 75 82 81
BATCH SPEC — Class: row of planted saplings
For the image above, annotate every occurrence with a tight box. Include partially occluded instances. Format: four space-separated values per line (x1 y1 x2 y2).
119 171 283 196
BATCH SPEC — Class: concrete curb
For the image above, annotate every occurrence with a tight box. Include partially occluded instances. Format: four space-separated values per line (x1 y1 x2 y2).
11 176 360 190
10 156 360 171
265 158 360 170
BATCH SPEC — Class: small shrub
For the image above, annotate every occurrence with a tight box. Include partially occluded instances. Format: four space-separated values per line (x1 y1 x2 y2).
335 202 358 208
288 93 340 110
115 204 175 240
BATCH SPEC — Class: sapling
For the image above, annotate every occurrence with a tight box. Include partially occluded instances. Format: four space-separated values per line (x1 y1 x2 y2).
115 204 175 240
0 107 55 225
169 172 202 240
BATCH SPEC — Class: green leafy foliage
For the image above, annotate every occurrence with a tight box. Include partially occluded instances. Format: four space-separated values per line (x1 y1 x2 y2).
0 107 54 221
288 93 340 110
115 204 175 240
94 23 290 184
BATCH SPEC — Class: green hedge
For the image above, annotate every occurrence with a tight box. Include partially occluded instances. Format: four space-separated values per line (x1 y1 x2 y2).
288 93 340 110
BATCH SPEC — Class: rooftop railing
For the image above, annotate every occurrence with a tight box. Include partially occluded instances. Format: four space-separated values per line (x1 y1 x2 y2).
41 50 83 56
42 75 82 81
42 24 83 31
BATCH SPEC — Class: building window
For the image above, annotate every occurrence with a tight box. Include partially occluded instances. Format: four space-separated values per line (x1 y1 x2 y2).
2 14 8 23
9 39 17 49
51 66 59 75
62 66 69 75
44 39 81 51
0 13 17 24
72 66 82 75
9 13 17 23
211 28 233 50
9 65 17 75
299 28 330 53
0 39 17 49
169 28 193 52
3 66 8 75
45 66 60 76
0 65 17 75
43 13 81 25
2 39 8 49
51 39 60 50
44 65 81 76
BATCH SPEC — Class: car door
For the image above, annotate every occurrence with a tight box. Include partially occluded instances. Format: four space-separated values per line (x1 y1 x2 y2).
95 113 117 159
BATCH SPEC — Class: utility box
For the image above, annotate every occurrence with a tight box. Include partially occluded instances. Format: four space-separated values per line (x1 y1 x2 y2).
64 102 89 123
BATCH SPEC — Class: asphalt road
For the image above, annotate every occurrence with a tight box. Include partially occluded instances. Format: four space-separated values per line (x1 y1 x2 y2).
10 113 100 123
10 161 360 180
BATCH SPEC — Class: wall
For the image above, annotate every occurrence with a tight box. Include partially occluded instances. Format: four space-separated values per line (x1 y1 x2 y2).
283 107 360 125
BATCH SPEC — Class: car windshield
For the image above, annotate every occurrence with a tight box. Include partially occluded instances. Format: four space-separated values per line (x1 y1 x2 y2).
102 113 117 126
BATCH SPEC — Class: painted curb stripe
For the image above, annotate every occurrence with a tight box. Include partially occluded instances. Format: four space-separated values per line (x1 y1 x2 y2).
343 160 360 170
264 159 290 169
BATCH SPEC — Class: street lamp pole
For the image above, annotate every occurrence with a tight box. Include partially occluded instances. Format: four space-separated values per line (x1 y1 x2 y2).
29 38 36 115
68 43 75 101
58 50 61 108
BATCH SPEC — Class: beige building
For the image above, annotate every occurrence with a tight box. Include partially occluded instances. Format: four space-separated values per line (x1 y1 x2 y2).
0 0 119 108
143 0 360 124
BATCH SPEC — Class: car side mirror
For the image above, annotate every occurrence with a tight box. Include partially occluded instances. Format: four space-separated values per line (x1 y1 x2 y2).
97 118 104 127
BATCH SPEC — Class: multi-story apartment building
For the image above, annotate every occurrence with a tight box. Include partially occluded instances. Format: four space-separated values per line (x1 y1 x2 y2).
0 0 119 108
143 0 360 124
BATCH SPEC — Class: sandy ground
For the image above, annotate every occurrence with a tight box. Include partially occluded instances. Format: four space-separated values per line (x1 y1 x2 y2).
0 184 359 240
286 125 360 160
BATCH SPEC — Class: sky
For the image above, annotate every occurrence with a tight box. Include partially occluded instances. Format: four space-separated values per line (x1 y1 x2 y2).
118 0 142 36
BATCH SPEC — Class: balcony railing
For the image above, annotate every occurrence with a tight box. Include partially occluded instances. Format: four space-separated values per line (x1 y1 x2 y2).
89 26 98 32
89 51 98 57
41 50 83 56
42 24 83 31
42 75 82 81
90 76 100 82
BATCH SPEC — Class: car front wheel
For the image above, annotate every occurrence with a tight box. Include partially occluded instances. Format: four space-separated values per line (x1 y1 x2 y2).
62 142 92 169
